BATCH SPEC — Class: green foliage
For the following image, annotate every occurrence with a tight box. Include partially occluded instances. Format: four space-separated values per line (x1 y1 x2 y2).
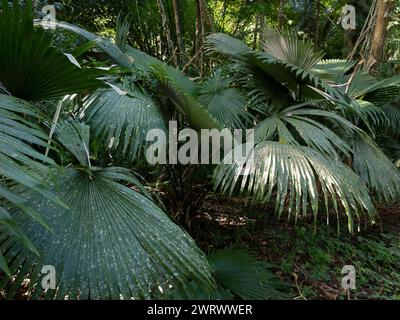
273 225 400 299
0 94 64 276
1 0 400 301
208 247 289 300
0 121 215 299
163 247 289 300
0 0 104 101
0 166 215 299
198 70 250 130
151 63 223 130
215 141 376 232
83 83 166 163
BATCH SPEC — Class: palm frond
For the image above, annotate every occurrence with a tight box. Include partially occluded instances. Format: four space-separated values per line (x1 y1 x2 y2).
364 86 400 106
115 13 131 51
261 28 325 71
208 247 289 300
55 120 91 167
0 94 64 275
214 141 376 232
125 45 162 77
82 84 166 163
345 100 387 133
0 0 104 101
351 136 400 201
311 59 356 82
346 72 400 99
381 103 400 133
0 167 215 299
198 71 251 129
151 63 223 130
206 33 343 105
205 33 251 59
255 104 355 158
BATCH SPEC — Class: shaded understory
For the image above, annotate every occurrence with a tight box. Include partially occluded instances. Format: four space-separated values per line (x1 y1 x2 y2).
185 193 400 300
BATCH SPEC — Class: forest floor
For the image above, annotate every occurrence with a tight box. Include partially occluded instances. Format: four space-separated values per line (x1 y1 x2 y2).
188 194 400 300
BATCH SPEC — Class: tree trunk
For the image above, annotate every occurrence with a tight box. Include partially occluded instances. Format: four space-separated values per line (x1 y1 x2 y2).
277 0 286 29
258 0 265 44
314 0 321 47
367 0 395 71
253 14 259 50
172 0 185 65
195 0 205 76
156 0 178 66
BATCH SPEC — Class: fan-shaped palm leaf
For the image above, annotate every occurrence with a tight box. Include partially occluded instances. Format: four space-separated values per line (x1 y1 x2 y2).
214 141 376 232
261 28 325 71
381 103 400 134
206 33 343 105
0 94 64 275
255 104 355 158
208 247 289 300
311 59 356 83
0 0 105 101
1 120 215 298
82 84 166 163
0 166 215 299
198 71 250 129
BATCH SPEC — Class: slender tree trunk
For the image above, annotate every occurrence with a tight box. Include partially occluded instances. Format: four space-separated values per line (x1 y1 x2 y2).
367 0 395 71
195 0 205 76
253 14 259 50
314 0 321 47
258 0 265 44
172 0 185 65
157 0 178 66
277 0 286 29
221 0 228 33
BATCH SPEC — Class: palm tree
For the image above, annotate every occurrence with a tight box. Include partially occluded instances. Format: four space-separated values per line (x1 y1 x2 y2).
0 0 215 299
1 1 400 300
205 29 400 232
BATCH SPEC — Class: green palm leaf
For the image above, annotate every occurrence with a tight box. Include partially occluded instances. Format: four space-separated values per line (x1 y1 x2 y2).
311 59 356 82
255 104 355 158
151 63 223 130
0 167 215 299
351 136 400 201
208 247 289 300
198 71 251 129
82 84 166 163
0 94 64 276
214 141 376 232
261 28 325 71
0 0 105 101
206 33 342 105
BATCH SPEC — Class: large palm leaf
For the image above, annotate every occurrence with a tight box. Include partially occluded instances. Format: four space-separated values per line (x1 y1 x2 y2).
0 121 215 299
82 83 166 163
198 70 251 130
255 104 356 159
350 136 400 201
151 63 223 130
0 94 64 276
0 0 105 101
206 33 342 104
208 247 288 300
0 167 215 299
261 28 325 71
214 141 376 232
